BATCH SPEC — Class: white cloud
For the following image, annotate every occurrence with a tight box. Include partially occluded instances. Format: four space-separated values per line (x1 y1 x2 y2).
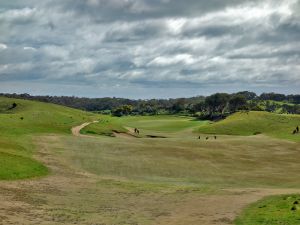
149 54 197 66
0 7 37 22
23 46 36 51
0 43 8 49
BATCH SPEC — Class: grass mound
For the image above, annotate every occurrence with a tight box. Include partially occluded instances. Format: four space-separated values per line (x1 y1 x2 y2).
80 116 127 136
0 97 99 180
0 97 98 136
198 111 300 141
235 194 300 225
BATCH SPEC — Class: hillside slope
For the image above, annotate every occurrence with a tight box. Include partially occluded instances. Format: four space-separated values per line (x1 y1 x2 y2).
198 111 300 141
0 97 99 180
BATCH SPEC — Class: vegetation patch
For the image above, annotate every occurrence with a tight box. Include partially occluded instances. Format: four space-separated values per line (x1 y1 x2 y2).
0 152 48 180
235 194 300 225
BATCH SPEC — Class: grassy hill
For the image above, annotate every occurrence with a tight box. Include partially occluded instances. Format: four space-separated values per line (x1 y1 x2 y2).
198 111 300 142
0 97 99 180
80 115 127 136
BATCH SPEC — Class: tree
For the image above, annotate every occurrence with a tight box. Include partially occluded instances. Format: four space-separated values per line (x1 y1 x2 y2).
265 101 277 112
287 95 300 104
259 92 286 101
235 91 257 100
112 105 133 117
282 104 300 114
171 99 186 113
229 95 247 112
191 101 206 113
205 93 230 116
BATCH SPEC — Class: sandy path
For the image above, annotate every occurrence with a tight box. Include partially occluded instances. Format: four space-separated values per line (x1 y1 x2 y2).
113 131 137 138
113 126 139 138
72 121 137 138
71 120 98 137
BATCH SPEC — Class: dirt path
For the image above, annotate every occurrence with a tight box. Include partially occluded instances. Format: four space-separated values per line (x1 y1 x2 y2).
72 122 137 139
112 131 137 138
113 126 139 138
124 126 136 134
71 120 98 137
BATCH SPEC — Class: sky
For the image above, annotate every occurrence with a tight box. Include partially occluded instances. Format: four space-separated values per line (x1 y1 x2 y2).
0 0 299 99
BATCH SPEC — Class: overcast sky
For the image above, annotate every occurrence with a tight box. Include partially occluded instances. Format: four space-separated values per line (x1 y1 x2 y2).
0 0 299 98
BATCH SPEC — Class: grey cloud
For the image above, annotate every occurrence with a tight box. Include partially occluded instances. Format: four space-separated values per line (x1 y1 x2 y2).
103 20 167 42
0 0 299 98
56 0 261 22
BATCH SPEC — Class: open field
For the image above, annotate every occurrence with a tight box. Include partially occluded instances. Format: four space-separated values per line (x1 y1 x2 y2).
1 97 300 224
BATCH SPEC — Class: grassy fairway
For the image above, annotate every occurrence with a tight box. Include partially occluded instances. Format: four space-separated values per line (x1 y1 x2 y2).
198 111 300 141
120 115 207 132
17 132 297 224
82 115 208 138
0 97 98 179
235 194 300 225
57 134 300 188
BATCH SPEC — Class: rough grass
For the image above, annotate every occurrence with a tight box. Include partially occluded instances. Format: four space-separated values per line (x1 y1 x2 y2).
235 194 300 225
0 97 99 180
198 111 300 142
57 134 300 188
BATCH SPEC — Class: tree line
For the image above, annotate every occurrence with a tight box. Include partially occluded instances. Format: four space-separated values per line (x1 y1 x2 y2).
0 91 299 118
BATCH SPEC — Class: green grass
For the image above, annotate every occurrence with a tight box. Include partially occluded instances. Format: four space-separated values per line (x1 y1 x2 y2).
0 97 98 136
0 152 48 180
56 133 300 188
82 115 208 138
80 116 127 136
235 194 300 225
198 111 300 141
120 115 206 132
1 97 300 223
0 97 99 180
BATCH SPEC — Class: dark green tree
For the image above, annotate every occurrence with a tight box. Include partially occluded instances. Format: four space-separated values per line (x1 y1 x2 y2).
229 95 247 112
205 93 230 116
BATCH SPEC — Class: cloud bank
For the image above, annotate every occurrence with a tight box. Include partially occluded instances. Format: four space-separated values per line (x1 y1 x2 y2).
0 0 299 98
